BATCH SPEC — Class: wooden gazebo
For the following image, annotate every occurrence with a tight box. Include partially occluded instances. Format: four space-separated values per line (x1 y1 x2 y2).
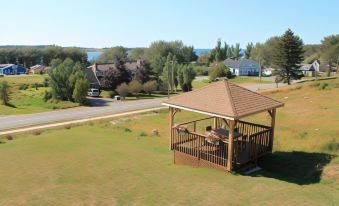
162 80 284 172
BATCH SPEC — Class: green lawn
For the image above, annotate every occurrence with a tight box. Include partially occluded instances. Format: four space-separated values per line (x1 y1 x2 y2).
0 79 338 205
192 76 272 90
0 75 78 115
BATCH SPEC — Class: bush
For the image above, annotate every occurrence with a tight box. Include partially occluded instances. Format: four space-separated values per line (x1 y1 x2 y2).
208 63 231 81
318 83 329 90
19 84 29 90
115 83 130 99
108 91 116 98
0 81 10 105
32 130 42 135
128 80 142 96
43 91 53 102
139 132 147 137
322 139 339 152
193 65 209 76
43 77 50 87
5 135 14 140
72 78 89 104
64 125 72 130
124 127 132 132
143 80 158 95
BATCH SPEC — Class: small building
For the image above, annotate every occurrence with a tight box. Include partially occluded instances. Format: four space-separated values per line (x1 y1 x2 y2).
223 59 261 76
299 60 319 77
29 64 46 74
0 64 27 75
162 80 284 172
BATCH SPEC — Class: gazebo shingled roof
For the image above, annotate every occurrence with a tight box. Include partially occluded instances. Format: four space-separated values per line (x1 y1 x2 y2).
163 80 284 120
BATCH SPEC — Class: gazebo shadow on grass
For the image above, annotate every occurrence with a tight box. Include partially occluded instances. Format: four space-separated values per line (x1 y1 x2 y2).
248 151 335 185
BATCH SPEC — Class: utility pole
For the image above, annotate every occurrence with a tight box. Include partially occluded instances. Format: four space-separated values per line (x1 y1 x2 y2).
171 60 175 93
167 62 170 99
258 58 262 82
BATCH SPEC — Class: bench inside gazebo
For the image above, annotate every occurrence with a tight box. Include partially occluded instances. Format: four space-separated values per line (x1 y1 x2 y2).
162 80 284 172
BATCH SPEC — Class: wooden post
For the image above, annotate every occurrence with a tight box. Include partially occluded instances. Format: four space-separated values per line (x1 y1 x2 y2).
213 117 217 129
227 120 235 171
269 109 276 152
169 107 174 150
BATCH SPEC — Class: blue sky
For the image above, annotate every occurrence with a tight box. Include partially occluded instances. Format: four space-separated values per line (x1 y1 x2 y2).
1 0 338 48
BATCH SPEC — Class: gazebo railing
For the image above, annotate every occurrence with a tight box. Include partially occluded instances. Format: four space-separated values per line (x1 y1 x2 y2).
171 118 272 170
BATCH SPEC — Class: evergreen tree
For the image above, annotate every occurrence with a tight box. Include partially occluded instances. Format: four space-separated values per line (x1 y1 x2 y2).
245 42 254 59
234 43 241 60
274 29 304 85
223 42 229 59
227 46 234 59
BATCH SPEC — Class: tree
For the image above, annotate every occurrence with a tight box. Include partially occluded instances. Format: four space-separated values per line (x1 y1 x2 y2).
245 42 254 59
72 78 89 104
177 64 196 92
234 43 241 60
143 80 158 95
251 37 279 68
48 58 88 101
144 40 197 77
208 39 225 63
98 46 128 62
161 53 177 92
274 29 304 85
130 48 146 61
320 34 339 76
209 63 231 81
197 54 209 65
227 46 233 59
128 80 142 97
115 83 129 99
133 60 152 83
102 58 130 90
0 81 10 105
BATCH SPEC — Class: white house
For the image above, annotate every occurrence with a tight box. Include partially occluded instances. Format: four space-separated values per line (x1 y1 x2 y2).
223 59 261 76
299 60 320 77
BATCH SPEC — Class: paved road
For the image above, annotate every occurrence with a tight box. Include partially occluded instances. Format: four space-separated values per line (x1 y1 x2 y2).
0 81 293 131
0 98 165 131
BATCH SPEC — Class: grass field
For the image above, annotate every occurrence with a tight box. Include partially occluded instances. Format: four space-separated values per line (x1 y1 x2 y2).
0 79 338 205
192 76 272 89
0 75 78 115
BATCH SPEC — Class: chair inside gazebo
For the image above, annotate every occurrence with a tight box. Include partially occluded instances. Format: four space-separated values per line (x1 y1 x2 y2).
163 80 284 172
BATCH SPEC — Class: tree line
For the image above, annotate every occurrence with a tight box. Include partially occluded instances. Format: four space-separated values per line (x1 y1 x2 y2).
0 45 87 68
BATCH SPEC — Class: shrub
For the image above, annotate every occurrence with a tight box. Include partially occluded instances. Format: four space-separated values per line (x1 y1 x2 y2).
322 139 339 152
43 91 53 102
64 125 72 129
108 91 116 98
318 83 329 90
43 77 50 87
208 63 230 81
298 131 308 139
143 80 158 95
19 84 29 90
128 80 142 96
0 81 10 105
32 130 42 135
124 127 132 132
193 65 209 76
139 132 147 137
72 78 89 104
5 135 14 140
115 83 130 99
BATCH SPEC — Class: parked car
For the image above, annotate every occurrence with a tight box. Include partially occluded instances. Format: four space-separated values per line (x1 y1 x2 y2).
88 88 100 97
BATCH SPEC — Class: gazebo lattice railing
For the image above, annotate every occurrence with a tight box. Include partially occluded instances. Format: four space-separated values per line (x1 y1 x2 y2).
170 116 273 171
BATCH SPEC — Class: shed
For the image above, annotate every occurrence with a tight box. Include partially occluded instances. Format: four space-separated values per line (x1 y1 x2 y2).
162 80 284 172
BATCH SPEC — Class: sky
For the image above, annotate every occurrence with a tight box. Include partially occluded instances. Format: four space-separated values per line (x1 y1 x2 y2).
1 0 338 48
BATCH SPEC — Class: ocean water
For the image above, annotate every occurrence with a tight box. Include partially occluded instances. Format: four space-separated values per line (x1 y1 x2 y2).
87 49 211 61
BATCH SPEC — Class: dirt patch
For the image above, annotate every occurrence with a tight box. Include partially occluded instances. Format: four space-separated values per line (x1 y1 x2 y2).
322 165 339 182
